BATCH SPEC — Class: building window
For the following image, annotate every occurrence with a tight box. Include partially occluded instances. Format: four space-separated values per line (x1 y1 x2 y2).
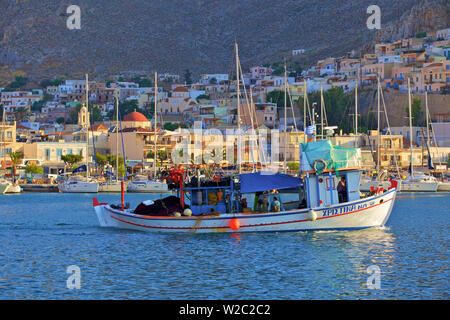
56 149 62 160
45 148 50 161
67 149 73 155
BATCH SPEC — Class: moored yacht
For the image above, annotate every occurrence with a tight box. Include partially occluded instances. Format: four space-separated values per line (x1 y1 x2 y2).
58 175 99 193
401 173 439 192
127 175 168 193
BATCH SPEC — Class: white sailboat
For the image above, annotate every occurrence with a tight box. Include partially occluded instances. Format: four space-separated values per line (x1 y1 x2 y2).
99 91 124 193
401 78 438 192
126 72 168 193
59 74 99 193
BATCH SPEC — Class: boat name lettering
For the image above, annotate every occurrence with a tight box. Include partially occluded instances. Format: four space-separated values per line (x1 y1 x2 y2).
322 204 357 217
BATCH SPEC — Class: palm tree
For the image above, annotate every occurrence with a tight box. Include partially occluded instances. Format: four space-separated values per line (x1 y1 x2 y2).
8 151 24 177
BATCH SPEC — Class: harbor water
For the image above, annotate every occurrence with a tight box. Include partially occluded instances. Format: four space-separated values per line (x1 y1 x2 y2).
0 192 448 300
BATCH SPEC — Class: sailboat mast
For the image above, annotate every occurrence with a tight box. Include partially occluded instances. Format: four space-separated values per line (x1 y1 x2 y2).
425 91 430 146
407 78 414 177
303 80 307 143
377 77 381 171
85 73 89 181
320 84 324 140
235 42 241 174
283 62 287 171
355 82 358 136
115 90 119 181
154 72 158 178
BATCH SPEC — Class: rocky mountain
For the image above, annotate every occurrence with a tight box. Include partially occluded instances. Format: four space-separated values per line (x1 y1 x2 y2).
367 0 449 49
0 0 444 84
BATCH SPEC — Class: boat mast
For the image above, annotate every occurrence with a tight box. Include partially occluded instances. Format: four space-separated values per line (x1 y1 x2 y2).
303 80 307 143
283 61 287 171
85 73 89 181
1 105 5 170
355 82 358 139
320 84 324 140
407 78 414 178
425 90 430 146
235 41 241 174
377 77 381 172
153 71 158 178
115 90 119 181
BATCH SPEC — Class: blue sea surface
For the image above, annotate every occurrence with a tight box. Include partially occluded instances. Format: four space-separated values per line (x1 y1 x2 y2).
0 192 448 300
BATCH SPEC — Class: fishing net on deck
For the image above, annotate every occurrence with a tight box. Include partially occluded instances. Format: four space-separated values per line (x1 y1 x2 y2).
300 140 361 174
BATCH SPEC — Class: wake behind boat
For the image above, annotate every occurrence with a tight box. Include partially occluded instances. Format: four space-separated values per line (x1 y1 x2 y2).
93 140 397 233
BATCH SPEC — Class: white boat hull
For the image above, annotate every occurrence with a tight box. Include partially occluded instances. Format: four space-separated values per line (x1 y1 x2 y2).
127 181 169 193
400 181 438 192
99 182 126 193
0 184 9 194
93 188 397 233
58 181 99 193
437 182 450 192
5 184 22 193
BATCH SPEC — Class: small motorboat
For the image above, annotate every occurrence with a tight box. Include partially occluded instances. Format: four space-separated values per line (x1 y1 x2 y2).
93 140 397 233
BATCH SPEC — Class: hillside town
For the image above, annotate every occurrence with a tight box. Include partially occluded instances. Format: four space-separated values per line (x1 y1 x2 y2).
1 28 449 183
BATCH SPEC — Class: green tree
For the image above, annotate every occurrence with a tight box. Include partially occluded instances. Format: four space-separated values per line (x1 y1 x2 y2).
61 154 83 170
91 106 103 122
68 103 83 124
56 117 65 124
287 162 299 171
8 151 24 177
25 164 44 175
196 94 210 102
95 153 108 175
147 150 168 166
6 76 27 90
107 100 141 120
406 97 423 127
184 69 193 85
14 107 29 122
266 90 291 110
308 87 353 134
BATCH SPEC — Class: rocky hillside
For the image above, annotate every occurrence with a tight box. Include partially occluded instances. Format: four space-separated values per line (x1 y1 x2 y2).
0 0 423 83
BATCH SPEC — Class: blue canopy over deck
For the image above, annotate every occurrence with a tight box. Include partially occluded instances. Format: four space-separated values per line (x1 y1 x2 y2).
240 172 303 194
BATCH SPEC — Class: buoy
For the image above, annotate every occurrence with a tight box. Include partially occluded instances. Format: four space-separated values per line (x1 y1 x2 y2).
183 208 192 216
229 218 240 230
172 212 181 217
308 210 317 221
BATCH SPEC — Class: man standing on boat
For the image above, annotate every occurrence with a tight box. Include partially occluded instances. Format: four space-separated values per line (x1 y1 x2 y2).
337 176 347 203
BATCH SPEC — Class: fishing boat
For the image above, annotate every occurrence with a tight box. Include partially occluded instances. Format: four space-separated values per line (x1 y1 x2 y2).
93 140 397 233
